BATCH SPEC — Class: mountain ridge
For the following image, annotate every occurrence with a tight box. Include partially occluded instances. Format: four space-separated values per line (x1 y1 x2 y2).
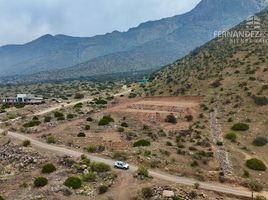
0 0 267 82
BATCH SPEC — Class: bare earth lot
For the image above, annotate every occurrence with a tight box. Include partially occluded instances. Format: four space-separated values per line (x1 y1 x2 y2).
107 96 202 131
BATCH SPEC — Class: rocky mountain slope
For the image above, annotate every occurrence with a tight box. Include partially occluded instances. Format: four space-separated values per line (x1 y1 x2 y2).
0 0 267 81
142 10 268 184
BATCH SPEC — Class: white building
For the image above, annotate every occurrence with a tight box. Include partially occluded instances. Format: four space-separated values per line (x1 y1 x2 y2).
1 94 44 104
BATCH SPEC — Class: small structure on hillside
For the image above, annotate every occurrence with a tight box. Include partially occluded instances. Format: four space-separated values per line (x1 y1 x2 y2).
1 94 44 104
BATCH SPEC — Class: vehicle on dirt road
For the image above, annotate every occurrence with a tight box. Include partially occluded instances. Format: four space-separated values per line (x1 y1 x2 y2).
114 161 129 170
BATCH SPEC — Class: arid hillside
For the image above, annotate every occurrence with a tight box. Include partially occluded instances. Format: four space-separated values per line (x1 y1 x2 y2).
141 10 268 187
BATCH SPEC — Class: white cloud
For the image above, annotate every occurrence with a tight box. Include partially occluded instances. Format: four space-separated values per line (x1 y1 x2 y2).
0 0 201 45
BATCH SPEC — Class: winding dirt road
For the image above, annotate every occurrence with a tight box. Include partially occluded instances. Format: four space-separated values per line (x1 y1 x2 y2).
4 89 268 198
7 131 268 199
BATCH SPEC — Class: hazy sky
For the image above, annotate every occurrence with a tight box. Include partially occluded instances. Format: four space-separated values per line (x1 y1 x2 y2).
0 0 201 46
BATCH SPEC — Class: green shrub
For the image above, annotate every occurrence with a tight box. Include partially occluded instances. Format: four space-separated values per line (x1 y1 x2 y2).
77 132 86 137
112 151 128 161
166 141 173 146
64 176 82 189
225 132 237 142
67 114 74 119
81 154 90 166
14 104 25 109
74 93 84 99
87 144 97 153
23 120 41 128
86 117 93 122
191 160 199 167
82 171 96 182
85 125 91 130
118 127 125 132
74 102 83 109
252 95 268 106
57 116 65 121
94 98 107 105
185 115 193 122
128 92 137 98
231 123 249 131
98 115 114 126
32 116 39 121
133 139 151 147
46 136 56 144
121 122 128 127
246 158 266 171
172 196 184 200
252 137 268 147
165 114 177 124
137 165 149 177
141 187 153 198
245 180 264 192
90 162 111 173
34 177 48 187
42 163 56 174
255 195 267 200
54 111 64 118
22 140 31 147
243 170 250 178
98 185 109 194
44 116 52 123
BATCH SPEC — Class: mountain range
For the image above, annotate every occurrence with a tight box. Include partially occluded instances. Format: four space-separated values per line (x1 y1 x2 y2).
0 0 268 83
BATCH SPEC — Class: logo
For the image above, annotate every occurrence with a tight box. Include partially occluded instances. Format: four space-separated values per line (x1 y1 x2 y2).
246 15 261 30
214 14 267 44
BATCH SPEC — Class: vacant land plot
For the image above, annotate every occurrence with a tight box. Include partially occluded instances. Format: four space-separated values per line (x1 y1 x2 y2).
107 96 202 131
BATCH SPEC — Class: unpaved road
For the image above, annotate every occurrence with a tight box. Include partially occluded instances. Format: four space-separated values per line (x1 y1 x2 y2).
34 90 131 116
7 131 268 198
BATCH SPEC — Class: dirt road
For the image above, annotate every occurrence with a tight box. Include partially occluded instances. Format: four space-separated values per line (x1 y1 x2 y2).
34 90 131 116
7 131 268 198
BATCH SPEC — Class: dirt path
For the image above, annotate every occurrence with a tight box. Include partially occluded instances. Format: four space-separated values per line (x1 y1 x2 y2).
7 131 268 198
102 173 134 200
